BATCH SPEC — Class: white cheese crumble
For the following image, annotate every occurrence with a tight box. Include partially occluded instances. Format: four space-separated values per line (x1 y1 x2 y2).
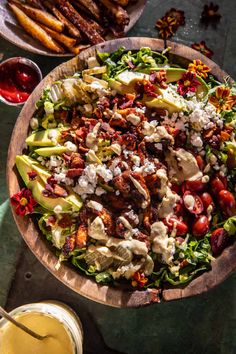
87 200 103 212
126 113 141 126
64 141 78 153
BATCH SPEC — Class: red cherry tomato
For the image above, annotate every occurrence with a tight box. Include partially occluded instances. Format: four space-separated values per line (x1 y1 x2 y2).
210 175 227 196
184 179 207 193
183 191 204 214
164 217 188 236
195 155 205 171
218 190 236 217
200 192 215 211
174 202 184 217
192 215 209 238
210 228 228 255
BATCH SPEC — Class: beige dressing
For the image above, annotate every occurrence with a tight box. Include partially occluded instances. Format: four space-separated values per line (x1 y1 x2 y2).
0 312 74 354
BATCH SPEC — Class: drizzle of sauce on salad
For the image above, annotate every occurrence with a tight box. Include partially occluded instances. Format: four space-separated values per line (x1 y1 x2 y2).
0 61 41 104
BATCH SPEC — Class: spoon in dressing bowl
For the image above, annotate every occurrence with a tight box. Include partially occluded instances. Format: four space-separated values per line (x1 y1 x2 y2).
0 306 51 340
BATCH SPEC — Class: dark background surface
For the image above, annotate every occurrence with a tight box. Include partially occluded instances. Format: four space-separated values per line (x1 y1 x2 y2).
1 0 236 353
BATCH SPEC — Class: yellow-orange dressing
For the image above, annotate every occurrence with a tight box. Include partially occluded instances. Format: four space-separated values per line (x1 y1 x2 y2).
0 312 74 354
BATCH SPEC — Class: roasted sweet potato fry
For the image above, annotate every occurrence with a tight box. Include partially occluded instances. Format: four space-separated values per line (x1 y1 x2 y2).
42 0 82 40
73 0 101 21
98 0 130 26
40 24 76 49
55 0 104 45
8 3 65 53
113 0 130 5
70 44 90 55
11 1 64 32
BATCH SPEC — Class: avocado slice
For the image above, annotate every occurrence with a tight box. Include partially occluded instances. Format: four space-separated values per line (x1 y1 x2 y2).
16 155 51 185
35 146 67 157
26 129 61 147
114 69 209 98
15 155 83 212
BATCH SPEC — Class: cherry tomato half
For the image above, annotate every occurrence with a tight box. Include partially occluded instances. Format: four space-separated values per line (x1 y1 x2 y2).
210 228 228 255
195 155 205 171
218 190 236 217
163 216 188 236
210 174 227 196
200 192 215 211
184 179 207 193
192 215 209 238
183 191 204 215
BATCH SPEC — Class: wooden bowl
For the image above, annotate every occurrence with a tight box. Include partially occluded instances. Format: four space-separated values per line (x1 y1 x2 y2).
7 38 235 307
0 0 147 57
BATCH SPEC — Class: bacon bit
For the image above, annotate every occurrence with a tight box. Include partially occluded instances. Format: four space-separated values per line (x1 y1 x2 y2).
53 184 68 197
59 110 69 122
149 70 168 89
70 152 85 168
62 234 76 256
66 168 84 178
27 171 37 181
47 215 57 226
110 116 128 128
179 259 189 269
75 127 87 141
131 271 148 288
121 133 137 150
75 224 88 248
191 41 214 58
145 174 160 195
58 214 73 228
11 188 37 216
103 193 130 210
47 176 57 186
188 59 210 79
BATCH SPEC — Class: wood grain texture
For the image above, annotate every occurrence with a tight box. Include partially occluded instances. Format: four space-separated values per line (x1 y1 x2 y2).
0 0 147 56
7 38 235 307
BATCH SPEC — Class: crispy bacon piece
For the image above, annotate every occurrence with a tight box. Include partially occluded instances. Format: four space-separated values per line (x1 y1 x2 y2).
98 208 115 235
58 214 73 228
103 193 130 210
143 207 159 231
113 171 131 196
121 133 137 150
62 234 76 256
53 184 68 197
145 173 160 195
70 153 85 168
75 224 88 248
149 70 168 89
55 0 104 44
66 168 84 178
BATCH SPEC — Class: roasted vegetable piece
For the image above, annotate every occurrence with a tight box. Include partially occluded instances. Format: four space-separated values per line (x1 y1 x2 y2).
8 3 65 53
55 0 105 44
10 1 65 32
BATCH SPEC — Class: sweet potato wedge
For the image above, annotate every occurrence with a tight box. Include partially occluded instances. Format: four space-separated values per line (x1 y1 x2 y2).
9 3 65 53
40 24 77 49
42 0 82 40
12 2 64 32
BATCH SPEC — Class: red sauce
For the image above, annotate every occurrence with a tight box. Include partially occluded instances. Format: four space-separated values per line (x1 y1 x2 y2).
0 61 41 104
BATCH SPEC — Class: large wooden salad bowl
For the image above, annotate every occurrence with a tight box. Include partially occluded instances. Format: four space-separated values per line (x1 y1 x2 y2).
7 38 236 307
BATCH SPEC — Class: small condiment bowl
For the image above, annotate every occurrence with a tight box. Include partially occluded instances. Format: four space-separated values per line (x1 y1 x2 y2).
0 57 42 107
0 301 83 354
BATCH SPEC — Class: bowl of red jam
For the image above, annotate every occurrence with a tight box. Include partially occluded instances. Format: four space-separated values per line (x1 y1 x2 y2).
0 57 42 106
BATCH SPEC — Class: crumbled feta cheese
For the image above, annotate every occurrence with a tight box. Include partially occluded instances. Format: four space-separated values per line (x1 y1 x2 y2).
110 143 122 155
95 187 106 196
87 200 103 212
64 141 78 153
84 103 93 114
30 117 39 130
126 113 141 126
190 132 203 148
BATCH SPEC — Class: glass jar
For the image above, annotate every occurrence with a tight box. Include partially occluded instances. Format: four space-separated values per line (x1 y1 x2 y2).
0 301 83 354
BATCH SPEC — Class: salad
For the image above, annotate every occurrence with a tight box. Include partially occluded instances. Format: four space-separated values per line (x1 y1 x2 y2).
11 47 236 290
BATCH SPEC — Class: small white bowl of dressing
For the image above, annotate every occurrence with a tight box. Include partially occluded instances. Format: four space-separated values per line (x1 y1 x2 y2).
0 301 83 354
